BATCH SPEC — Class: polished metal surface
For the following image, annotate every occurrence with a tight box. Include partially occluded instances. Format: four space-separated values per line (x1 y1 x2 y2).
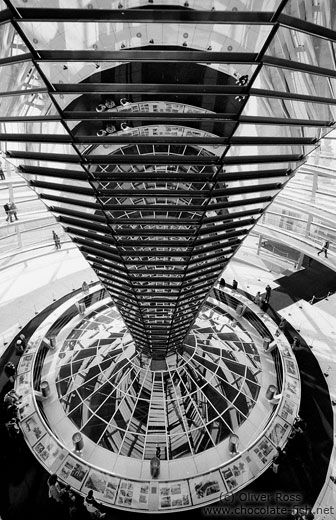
1 0 335 358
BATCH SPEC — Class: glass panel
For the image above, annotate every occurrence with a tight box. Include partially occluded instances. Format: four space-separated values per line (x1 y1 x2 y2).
98 426 126 453
39 60 257 89
267 26 335 71
10 0 283 10
52 92 241 123
242 96 336 122
70 119 236 142
226 144 316 157
169 433 192 458
235 124 329 141
86 144 220 170
27 178 90 191
213 177 287 190
258 65 336 101
6 142 75 154
6 157 84 170
20 21 271 53
120 433 145 458
0 93 57 118
262 209 308 235
0 62 44 93
284 0 336 31
222 162 297 174
209 187 280 202
0 121 68 135
0 222 67 254
0 22 29 58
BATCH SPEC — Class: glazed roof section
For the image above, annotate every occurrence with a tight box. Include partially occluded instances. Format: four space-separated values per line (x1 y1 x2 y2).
0 0 335 357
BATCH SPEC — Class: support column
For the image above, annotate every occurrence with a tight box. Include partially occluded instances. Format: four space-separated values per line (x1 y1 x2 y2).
16 224 22 247
311 171 318 202
256 234 263 256
295 251 304 270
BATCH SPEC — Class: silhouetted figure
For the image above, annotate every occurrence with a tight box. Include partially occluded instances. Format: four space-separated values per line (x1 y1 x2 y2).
5 414 20 439
15 338 25 355
317 240 329 258
4 202 11 222
254 291 262 306
264 284 272 303
232 279 238 290
234 73 249 86
52 230 61 249
106 124 116 134
293 415 306 434
275 317 286 336
292 337 300 351
4 362 16 382
47 473 63 504
84 490 106 518
105 99 116 109
9 201 18 220
304 512 315 520
272 446 286 474
3 389 21 407
96 104 106 112
219 278 225 289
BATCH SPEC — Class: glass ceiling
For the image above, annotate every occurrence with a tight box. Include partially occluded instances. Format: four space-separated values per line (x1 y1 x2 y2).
1 0 335 358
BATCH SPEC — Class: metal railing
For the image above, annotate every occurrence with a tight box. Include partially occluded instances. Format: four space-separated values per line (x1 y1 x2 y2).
0 222 68 254
309 291 335 305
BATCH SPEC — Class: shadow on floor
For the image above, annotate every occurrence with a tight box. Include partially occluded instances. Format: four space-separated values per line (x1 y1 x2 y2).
272 256 336 311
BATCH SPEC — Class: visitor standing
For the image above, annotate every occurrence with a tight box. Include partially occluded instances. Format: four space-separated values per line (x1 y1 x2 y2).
61 486 83 519
254 291 262 306
219 278 225 289
272 446 286 474
9 201 18 221
0 166 5 180
3 389 21 407
275 316 286 336
4 362 16 382
105 99 116 109
4 202 11 222
83 490 106 518
52 230 61 249
15 338 25 356
264 284 272 303
18 333 27 348
47 474 63 504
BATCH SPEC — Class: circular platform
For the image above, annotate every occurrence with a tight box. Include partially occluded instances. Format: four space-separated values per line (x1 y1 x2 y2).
15 284 300 513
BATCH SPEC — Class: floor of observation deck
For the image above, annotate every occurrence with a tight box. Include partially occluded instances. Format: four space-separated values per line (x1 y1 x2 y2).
0 248 334 520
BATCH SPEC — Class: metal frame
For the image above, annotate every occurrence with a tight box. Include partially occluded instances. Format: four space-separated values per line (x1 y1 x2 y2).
1 1 335 358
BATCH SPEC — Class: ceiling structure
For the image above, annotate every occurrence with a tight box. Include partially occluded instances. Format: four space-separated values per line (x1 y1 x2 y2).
1 0 336 361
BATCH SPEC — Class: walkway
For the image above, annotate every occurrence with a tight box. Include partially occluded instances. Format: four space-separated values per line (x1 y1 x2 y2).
0 247 97 355
0 243 334 519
